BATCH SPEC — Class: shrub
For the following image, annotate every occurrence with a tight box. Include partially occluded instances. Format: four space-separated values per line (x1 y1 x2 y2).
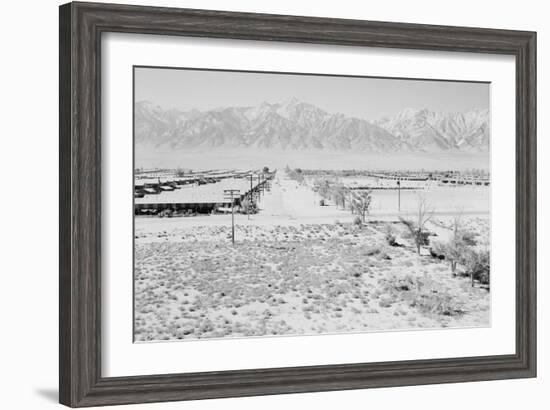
413 292 466 316
461 231 478 246
365 246 382 256
429 240 446 260
380 274 466 317
384 224 398 246
240 199 258 214
401 217 430 251
353 216 363 226
431 238 468 273
430 213 483 276
388 274 416 291
460 248 490 286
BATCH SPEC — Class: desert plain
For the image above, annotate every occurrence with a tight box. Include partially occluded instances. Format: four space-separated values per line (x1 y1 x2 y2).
134 171 490 342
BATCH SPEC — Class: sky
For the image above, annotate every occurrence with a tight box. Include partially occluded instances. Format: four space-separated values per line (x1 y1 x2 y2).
134 66 489 121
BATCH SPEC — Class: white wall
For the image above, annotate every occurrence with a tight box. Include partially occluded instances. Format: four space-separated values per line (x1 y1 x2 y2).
0 0 546 409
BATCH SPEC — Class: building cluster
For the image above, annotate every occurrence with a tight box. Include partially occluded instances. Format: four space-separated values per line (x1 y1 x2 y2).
134 169 275 215
365 171 490 186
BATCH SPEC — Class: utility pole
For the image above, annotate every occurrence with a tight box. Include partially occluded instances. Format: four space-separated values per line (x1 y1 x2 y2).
397 178 401 213
223 189 240 244
250 172 254 201
248 173 253 220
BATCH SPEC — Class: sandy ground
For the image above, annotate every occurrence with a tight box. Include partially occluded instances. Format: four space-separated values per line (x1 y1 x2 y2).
134 172 490 342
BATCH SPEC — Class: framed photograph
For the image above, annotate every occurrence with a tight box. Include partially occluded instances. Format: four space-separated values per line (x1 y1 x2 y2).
59 2 536 407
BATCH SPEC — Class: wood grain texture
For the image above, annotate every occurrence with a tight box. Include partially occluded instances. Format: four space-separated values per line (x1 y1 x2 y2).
59 1 537 407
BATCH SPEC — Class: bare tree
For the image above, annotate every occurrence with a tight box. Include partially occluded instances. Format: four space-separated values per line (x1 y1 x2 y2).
446 212 465 273
432 210 478 275
433 237 467 275
313 178 331 199
400 195 435 254
332 183 349 209
351 189 373 223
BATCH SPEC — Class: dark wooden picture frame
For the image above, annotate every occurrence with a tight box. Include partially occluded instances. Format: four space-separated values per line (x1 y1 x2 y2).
59 1 536 407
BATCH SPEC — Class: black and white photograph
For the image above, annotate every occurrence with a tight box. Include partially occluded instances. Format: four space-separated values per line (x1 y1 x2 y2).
133 67 491 342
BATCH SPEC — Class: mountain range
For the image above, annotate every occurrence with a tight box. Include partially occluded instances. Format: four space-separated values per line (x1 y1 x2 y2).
135 97 489 153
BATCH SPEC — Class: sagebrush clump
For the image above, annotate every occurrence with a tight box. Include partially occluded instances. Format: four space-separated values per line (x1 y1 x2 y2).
379 274 466 317
460 248 490 286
